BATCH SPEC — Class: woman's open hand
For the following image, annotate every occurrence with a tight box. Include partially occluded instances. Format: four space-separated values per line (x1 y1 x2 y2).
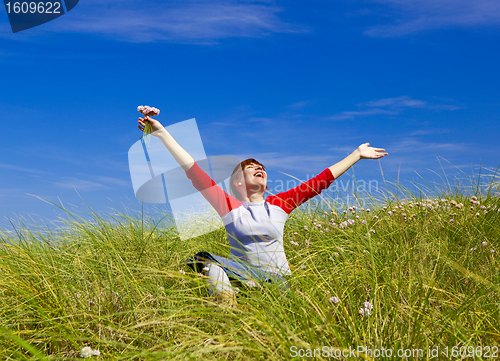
138 116 165 137
357 143 388 159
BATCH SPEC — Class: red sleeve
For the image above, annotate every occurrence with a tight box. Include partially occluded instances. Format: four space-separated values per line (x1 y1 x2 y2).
185 161 242 217
266 168 335 214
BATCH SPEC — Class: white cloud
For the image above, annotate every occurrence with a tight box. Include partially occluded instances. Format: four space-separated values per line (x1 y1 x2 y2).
328 108 397 121
50 0 302 43
364 0 500 37
0 188 21 197
0 163 48 174
290 100 310 109
52 177 108 191
52 175 130 191
94 176 131 188
360 96 427 108
328 95 462 121
407 128 450 136
389 137 467 152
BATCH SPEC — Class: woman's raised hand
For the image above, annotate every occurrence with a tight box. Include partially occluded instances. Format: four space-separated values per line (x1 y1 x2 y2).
357 143 388 159
138 116 165 137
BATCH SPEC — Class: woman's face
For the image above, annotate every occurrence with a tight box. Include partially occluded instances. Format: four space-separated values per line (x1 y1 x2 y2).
235 162 267 194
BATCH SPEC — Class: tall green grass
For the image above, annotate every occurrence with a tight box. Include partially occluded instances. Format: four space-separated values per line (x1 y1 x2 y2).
1 171 499 360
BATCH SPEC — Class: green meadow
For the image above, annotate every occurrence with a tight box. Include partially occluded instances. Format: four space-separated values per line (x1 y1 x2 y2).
1 171 499 360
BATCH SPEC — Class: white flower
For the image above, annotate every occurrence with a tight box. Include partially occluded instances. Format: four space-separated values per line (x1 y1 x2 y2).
202 266 210 273
92 349 100 356
179 269 185 275
359 302 373 317
359 307 370 317
329 296 340 304
80 347 93 358
246 280 257 288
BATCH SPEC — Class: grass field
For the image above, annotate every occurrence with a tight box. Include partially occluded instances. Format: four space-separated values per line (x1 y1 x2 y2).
1 172 499 360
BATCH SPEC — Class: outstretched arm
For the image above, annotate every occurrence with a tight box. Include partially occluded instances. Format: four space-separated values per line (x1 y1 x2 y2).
328 143 388 179
138 116 195 171
138 116 240 216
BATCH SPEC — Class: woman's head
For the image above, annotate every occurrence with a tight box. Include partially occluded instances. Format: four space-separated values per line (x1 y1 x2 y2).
230 158 270 201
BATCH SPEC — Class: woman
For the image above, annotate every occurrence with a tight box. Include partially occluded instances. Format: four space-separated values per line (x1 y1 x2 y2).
138 116 388 306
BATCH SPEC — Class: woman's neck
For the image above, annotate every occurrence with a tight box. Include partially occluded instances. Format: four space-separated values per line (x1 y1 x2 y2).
242 193 264 203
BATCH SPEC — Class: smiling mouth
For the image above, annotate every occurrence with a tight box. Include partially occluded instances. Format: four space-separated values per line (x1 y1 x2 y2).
254 172 264 178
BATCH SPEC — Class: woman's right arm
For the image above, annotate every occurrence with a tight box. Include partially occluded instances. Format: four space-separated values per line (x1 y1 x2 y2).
138 116 195 171
138 116 241 216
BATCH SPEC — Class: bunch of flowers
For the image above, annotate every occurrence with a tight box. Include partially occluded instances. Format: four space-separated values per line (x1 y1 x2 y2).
137 105 160 146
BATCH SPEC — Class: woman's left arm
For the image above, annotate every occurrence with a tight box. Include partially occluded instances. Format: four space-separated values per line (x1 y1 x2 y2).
328 143 388 179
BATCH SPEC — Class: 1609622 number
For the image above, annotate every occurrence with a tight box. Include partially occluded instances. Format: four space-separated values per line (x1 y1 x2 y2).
5 2 61 14
443 346 498 358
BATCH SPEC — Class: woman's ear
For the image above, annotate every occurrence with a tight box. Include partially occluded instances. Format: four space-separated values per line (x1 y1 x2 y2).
233 172 243 186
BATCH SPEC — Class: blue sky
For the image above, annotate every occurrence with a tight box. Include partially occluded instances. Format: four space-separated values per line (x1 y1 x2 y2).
1 0 499 232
